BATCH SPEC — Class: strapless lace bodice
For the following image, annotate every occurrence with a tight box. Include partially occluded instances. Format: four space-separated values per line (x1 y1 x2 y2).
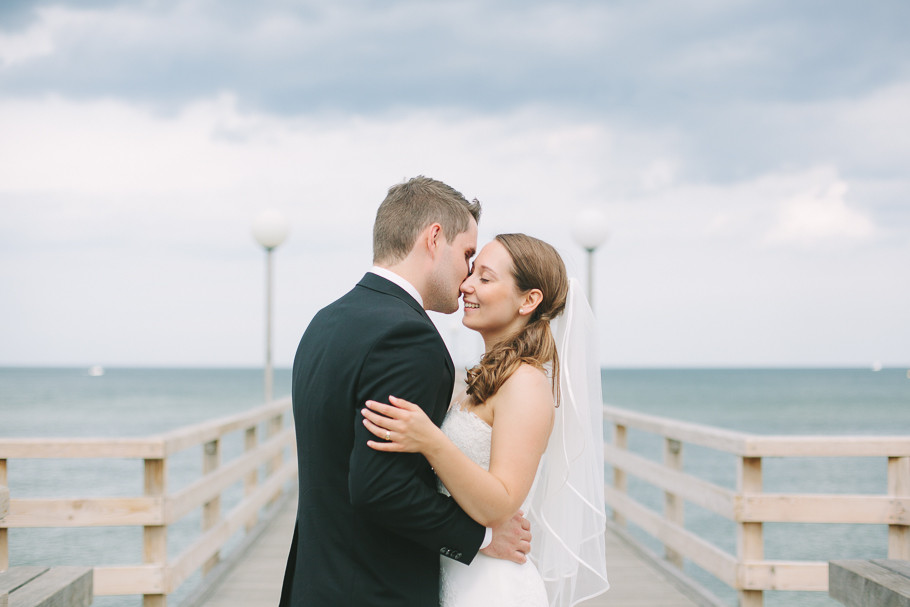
437 406 492 497
437 404 547 607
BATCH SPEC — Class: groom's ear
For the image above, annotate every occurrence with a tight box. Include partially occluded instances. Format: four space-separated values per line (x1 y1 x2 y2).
424 223 444 256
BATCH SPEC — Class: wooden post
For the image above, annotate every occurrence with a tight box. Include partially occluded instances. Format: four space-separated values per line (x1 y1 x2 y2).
737 456 763 607
613 424 628 527
0 459 8 573
144 458 167 607
0 486 7 529
664 438 684 568
266 414 284 504
888 456 910 559
244 427 258 532
202 439 221 574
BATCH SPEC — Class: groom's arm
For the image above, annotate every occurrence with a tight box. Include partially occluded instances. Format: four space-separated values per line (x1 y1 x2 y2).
348 318 486 564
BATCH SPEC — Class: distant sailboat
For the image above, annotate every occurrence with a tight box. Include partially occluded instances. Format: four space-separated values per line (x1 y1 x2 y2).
871 361 882 372
89 365 105 377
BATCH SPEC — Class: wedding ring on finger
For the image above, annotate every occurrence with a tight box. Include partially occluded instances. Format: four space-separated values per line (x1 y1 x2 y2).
385 430 391 441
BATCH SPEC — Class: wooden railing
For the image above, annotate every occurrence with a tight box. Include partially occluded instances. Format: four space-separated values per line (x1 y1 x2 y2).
0 398 296 607
0 485 7 574
4 398 907 606
603 405 910 607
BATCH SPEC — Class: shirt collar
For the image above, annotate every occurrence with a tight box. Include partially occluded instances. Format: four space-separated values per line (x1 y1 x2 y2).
369 266 424 308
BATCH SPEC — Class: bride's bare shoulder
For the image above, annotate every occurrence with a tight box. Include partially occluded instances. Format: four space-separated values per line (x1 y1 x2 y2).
506 363 550 389
496 364 554 408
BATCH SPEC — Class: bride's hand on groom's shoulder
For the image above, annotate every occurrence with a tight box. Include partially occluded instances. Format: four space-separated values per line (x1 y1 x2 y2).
362 395 442 455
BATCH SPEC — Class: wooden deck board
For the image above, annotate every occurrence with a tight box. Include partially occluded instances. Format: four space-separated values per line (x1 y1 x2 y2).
200 498 698 607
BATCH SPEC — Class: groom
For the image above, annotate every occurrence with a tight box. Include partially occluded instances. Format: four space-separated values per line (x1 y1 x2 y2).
279 176 532 607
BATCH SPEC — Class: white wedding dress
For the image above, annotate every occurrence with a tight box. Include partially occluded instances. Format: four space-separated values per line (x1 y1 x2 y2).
437 405 548 607
437 279 610 607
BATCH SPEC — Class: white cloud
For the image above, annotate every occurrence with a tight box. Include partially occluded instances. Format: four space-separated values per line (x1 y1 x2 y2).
0 93 620 216
765 179 875 246
0 12 55 66
639 159 678 192
0 95 626 366
1 59 908 367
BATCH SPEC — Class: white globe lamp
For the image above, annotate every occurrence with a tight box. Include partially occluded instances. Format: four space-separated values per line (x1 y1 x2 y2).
252 210 290 403
572 208 609 310
252 210 290 251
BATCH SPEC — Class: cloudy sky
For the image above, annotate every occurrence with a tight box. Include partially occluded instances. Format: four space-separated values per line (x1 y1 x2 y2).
1 0 908 368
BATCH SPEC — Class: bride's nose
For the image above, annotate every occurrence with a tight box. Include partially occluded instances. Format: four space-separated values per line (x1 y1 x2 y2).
460 277 474 294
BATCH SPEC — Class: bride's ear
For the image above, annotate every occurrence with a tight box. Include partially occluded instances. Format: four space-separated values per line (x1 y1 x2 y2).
518 289 543 316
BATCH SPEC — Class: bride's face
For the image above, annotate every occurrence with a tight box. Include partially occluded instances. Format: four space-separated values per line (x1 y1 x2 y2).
460 240 527 344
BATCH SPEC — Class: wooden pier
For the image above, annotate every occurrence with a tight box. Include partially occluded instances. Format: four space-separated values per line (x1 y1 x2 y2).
194 495 701 607
2 398 908 606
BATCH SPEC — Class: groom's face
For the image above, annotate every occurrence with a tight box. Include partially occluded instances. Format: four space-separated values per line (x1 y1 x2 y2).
425 218 478 314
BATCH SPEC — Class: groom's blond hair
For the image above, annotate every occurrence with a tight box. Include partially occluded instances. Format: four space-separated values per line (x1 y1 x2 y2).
373 176 481 265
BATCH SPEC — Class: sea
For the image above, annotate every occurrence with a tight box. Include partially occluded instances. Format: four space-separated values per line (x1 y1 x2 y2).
1 367 908 607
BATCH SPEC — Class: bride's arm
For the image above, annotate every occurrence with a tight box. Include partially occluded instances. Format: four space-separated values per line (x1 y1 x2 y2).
362 365 554 527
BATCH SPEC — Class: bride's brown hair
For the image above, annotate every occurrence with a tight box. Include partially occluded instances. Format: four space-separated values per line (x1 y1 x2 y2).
465 233 569 406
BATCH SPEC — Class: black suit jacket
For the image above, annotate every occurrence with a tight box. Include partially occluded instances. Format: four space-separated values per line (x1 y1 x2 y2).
279 273 485 607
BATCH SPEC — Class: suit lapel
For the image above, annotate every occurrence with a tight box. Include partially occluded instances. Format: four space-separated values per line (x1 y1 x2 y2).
356 273 456 380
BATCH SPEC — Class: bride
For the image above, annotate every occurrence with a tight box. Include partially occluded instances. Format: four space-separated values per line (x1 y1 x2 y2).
362 233 610 607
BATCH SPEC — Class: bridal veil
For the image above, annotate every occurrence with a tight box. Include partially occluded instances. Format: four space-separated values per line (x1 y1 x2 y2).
528 277 610 606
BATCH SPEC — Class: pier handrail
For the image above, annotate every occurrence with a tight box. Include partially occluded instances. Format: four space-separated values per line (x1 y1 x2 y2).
603 404 910 607
0 397 296 607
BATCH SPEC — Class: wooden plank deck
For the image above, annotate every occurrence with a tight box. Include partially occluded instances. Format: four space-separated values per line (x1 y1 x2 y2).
199 497 700 607
591 530 700 607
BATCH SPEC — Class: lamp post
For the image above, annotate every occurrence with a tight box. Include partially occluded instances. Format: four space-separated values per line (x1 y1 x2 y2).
252 210 289 404
572 208 609 310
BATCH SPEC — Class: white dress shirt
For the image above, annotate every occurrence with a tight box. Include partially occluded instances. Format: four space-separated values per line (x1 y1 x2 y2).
369 266 424 308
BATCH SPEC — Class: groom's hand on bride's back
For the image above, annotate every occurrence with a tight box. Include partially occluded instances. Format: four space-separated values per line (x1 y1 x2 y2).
480 510 532 564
